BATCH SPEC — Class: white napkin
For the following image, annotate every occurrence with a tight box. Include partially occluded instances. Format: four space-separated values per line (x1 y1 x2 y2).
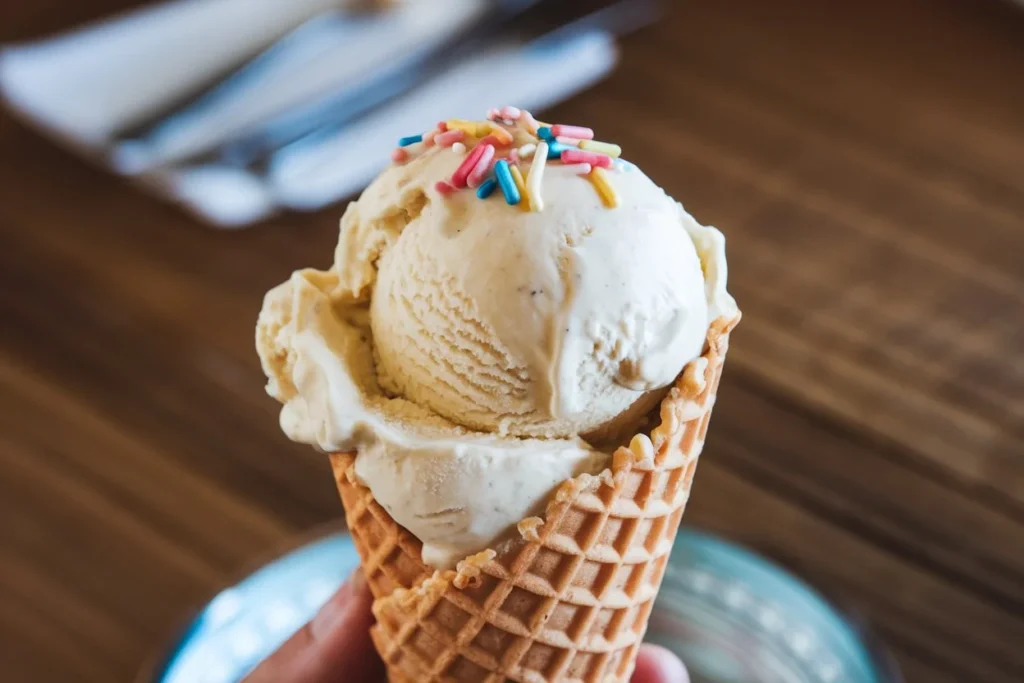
0 0 618 227
0 0 349 143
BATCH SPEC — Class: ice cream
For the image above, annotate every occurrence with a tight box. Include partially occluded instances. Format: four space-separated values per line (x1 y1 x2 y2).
257 109 736 569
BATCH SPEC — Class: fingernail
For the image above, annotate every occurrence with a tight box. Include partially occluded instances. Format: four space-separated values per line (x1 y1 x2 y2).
310 569 365 641
635 644 690 683
652 646 689 683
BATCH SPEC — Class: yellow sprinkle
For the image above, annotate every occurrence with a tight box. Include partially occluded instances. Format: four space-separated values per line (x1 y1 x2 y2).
579 140 622 157
486 122 514 144
588 166 619 208
526 142 548 212
446 119 479 136
510 164 530 212
521 111 541 134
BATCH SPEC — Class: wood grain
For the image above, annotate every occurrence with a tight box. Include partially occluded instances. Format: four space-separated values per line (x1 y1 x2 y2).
1 0 1023 682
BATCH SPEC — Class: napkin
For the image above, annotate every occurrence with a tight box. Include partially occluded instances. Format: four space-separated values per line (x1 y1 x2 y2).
0 0 618 227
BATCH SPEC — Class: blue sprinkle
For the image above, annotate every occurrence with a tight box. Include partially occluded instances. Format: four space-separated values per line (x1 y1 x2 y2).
537 127 555 142
494 160 520 205
398 134 423 147
546 142 569 159
476 177 498 199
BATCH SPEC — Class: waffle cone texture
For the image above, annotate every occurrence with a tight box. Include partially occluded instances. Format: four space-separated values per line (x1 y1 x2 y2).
331 314 739 682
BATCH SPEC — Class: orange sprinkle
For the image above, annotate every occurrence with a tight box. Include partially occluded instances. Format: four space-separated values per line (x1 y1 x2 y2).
486 123 514 145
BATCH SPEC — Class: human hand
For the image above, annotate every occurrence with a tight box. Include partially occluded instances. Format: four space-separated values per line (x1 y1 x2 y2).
243 569 689 683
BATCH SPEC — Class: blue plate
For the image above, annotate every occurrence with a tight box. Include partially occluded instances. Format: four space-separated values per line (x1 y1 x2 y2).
646 531 901 683
147 533 361 683
146 529 900 683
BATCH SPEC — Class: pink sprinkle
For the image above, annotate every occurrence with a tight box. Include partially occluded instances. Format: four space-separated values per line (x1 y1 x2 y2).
555 136 582 146
423 130 437 147
499 106 521 120
390 147 409 163
487 108 501 121
467 144 496 188
436 129 466 148
435 180 456 196
551 124 594 140
437 121 449 132
508 150 519 164
561 162 592 175
561 149 612 168
451 142 489 188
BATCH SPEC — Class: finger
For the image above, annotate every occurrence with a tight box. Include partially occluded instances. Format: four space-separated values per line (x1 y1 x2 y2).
243 569 383 683
631 643 689 683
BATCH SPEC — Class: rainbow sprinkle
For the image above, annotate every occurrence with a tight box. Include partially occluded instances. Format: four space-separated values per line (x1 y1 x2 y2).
452 143 489 188
521 110 541 134
550 124 594 140
562 148 613 168
562 162 593 175
435 129 465 147
477 177 498 198
526 142 548 212
392 107 625 212
467 144 496 188
486 123 514 145
509 164 530 212
588 167 619 208
494 160 520 205
500 105 522 120
579 139 622 158
546 142 571 160
445 119 477 135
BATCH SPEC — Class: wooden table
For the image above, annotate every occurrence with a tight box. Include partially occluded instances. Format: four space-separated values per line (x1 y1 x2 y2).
2 0 1022 681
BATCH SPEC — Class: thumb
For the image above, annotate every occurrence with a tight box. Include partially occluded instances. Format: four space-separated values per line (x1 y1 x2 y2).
243 569 383 683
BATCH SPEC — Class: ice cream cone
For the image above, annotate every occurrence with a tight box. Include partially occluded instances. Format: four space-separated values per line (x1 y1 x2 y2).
329 314 739 683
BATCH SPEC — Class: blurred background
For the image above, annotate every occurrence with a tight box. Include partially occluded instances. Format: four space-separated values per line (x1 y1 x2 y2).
1 1 1022 682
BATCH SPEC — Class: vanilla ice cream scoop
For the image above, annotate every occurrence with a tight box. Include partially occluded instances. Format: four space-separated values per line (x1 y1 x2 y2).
257 109 736 568
369 160 710 440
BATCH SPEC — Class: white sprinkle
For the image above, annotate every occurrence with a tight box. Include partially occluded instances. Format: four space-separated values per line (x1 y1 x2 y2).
501 119 516 126
526 142 548 212
562 162 592 175
500 105 522 119
518 143 537 159
451 142 467 155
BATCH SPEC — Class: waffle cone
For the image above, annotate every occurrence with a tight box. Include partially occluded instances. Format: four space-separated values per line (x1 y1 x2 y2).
331 314 739 682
